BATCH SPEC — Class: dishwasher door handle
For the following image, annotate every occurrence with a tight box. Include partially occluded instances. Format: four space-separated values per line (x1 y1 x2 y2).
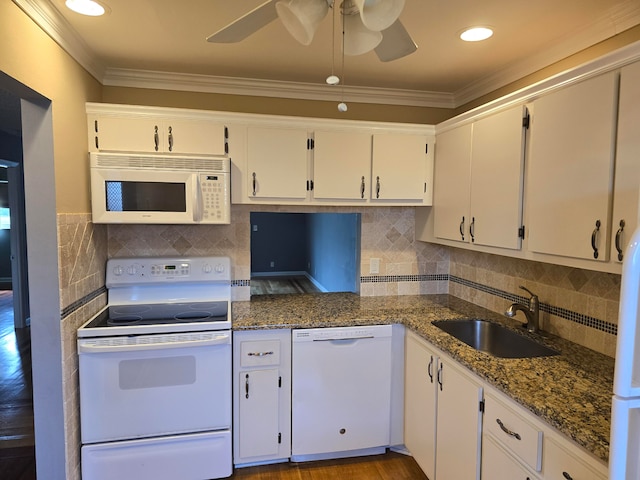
312 336 375 342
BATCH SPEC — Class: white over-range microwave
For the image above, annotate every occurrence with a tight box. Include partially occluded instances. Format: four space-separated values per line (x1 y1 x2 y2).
90 152 231 224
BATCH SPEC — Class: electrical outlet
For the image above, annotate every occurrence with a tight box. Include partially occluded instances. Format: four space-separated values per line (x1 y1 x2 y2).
370 258 380 274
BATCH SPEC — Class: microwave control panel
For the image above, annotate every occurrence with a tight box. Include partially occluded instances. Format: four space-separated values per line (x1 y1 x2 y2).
199 173 230 224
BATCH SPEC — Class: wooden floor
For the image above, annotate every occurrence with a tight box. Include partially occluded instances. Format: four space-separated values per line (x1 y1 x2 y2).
251 276 321 296
0 290 36 479
232 451 427 479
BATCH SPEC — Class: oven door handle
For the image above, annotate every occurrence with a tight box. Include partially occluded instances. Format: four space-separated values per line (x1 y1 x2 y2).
78 333 231 353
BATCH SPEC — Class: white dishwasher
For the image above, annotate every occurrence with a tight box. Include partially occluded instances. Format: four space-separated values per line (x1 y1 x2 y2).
291 325 393 461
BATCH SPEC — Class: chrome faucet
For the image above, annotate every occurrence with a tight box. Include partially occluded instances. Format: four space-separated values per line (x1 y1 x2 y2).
506 286 540 333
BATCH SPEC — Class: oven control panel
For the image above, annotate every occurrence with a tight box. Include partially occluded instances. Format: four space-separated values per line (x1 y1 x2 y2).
106 256 231 286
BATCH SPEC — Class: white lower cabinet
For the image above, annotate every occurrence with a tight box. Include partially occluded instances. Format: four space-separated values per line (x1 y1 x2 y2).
482 434 540 480
482 386 608 480
233 330 291 467
404 330 483 479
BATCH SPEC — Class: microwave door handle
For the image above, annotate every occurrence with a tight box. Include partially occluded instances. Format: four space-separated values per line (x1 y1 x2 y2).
194 175 203 222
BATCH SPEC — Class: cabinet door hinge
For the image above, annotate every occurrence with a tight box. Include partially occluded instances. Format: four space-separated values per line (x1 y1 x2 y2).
479 399 485 413
278 376 282 388
522 111 531 129
518 225 526 239
307 138 315 150
278 432 282 444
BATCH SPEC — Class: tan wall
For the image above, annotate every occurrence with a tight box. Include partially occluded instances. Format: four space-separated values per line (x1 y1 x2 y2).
102 86 454 124
456 24 640 114
0 2 102 214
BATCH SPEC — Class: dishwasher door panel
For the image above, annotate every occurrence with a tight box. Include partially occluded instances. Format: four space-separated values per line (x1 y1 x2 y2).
292 326 393 456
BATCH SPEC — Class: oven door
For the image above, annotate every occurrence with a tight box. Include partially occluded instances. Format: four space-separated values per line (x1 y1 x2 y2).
78 331 231 444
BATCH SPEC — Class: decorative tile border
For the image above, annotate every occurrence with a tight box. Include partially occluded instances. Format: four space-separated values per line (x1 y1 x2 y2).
232 279 251 287
450 275 617 336
361 274 449 283
61 286 107 319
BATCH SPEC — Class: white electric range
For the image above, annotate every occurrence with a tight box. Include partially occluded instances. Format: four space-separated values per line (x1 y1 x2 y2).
77 256 233 480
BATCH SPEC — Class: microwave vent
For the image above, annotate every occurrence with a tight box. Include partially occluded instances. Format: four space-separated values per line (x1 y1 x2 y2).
94 154 228 172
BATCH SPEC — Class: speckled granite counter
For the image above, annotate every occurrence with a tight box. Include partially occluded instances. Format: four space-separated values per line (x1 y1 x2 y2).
232 293 614 463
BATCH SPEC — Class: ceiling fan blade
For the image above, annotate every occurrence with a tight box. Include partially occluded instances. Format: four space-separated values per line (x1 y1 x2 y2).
207 1 279 43
374 20 417 62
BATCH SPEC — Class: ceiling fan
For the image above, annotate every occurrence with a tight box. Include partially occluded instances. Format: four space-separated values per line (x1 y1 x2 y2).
206 0 417 62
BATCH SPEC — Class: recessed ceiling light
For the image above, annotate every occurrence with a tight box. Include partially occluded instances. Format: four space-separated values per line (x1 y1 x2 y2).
460 27 494 42
65 0 107 16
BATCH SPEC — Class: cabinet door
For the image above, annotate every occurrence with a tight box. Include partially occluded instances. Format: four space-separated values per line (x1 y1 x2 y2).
238 369 280 459
371 133 428 201
544 436 607 480
482 434 541 480
470 106 526 250
433 124 472 242
93 116 159 153
611 61 640 263
404 331 437 480
526 72 618 261
435 357 483 480
313 130 372 200
247 126 308 199
165 119 226 155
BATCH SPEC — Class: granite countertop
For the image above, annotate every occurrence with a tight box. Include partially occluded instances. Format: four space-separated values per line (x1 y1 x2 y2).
232 293 614 464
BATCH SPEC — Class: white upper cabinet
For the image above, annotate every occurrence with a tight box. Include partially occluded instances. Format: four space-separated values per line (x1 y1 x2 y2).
90 115 227 155
433 123 473 243
312 130 372 201
526 72 618 262
433 105 526 249
469 106 526 250
371 133 431 202
611 61 640 263
246 126 309 200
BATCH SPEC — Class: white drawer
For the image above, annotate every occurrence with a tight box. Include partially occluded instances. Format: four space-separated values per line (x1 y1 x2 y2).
482 434 541 480
239 339 281 367
484 392 543 471
543 436 607 480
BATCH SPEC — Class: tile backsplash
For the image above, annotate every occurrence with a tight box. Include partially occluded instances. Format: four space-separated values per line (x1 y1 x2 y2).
61 207 621 360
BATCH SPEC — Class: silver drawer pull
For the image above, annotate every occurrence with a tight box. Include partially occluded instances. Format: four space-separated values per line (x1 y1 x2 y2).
247 351 274 357
496 418 521 440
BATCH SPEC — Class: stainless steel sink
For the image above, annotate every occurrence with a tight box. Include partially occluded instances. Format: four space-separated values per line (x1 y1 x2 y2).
432 319 559 358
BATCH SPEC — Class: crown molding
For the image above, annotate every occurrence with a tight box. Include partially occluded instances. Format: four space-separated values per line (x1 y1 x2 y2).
12 0 105 81
101 68 455 109
453 0 640 106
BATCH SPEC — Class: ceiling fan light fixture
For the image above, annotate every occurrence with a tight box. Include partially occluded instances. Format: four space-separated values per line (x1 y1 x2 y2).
353 0 405 32
65 0 107 16
276 0 329 46
343 12 383 56
460 26 494 42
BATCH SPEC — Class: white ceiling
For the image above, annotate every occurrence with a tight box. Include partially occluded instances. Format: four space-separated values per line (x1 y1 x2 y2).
12 0 640 107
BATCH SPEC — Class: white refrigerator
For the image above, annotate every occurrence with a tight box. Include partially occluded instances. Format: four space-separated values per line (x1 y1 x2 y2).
610 226 640 479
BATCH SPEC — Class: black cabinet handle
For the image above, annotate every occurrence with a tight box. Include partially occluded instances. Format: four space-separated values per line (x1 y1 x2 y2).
360 176 366 199
245 373 250 399
562 472 574 480
496 418 521 440
154 125 159 151
591 219 601 259
459 216 465 241
615 219 626 261
427 355 434 383
376 176 381 198
252 172 257 196
437 363 443 391
167 126 174 152
470 217 475 243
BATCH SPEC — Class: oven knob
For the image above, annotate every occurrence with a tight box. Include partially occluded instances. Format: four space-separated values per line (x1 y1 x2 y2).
113 265 124 276
214 264 225 274
127 265 137 275
202 264 213 274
